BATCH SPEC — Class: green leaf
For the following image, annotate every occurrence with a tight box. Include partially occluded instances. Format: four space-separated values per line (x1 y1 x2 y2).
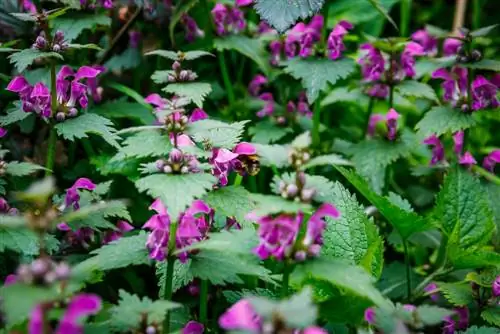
0 283 59 328
292 259 392 309
457 326 500 334
249 193 312 216
449 249 500 269
215 35 271 75
163 82 212 108
395 80 438 101
55 113 119 148
8 49 64 73
254 143 290 168
437 282 473 306
0 103 31 126
416 305 454 325
72 233 150 282
110 290 179 332
481 308 500 327
366 0 399 31
249 120 293 144
470 24 498 37
203 186 256 226
157 260 194 296
104 48 141 71
415 106 478 138
254 0 325 32
335 167 432 239
135 173 216 218
68 43 102 50
284 58 356 103
145 50 213 61
51 13 111 42
91 100 155 125
114 130 171 160
0 227 46 255
376 262 420 299
464 59 500 72
321 87 370 107
186 119 248 149
435 168 495 248
5 161 45 176
301 154 352 170
177 229 258 255
465 267 500 287
321 182 384 278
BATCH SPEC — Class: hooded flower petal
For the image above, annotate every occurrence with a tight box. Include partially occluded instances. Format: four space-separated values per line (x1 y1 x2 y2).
453 131 464 155
423 135 445 165
55 294 102 334
7 76 30 92
482 150 500 172
459 152 476 166
219 299 261 332
75 66 102 80
190 108 208 122
233 142 256 155
183 321 204 334
65 178 96 210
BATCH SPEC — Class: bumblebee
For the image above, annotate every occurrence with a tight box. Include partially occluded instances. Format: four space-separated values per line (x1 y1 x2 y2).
238 154 260 176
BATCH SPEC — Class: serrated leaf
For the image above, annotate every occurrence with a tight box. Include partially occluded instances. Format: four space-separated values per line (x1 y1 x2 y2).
465 59 500 72
157 260 194 296
72 233 150 282
177 229 258 255
395 80 438 101
186 119 247 149
437 282 473 306
215 35 271 75
254 0 325 32
449 249 500 269
254 143 290 168
301 154 352 170
5 161 45 176
163 82 211 108
60 200 129 230
271 173 335 203
145 50 178 60
203 186 256 226
114 130 171 161
416 106 477 138
135 173 216 218
292 259 391 309
249 193 312 216
435 168 495 248
0 102 31 126
321 87 370 107
91 100 155 125
104 48 141 72
470 24 498 37
51 13 111 42
8 49 64 73
110 290 179 332
457 326 500 334
465 267 500 287
151 70 172 84
248 120 293 144
284 58 356 103
55 113 120 148
0 227 45 255
416 305 454 325
336 167 432 239
481 308 500 327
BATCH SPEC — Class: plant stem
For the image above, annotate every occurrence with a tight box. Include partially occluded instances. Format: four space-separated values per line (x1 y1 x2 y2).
400 0 412 37
472 0 481 30
402 239 412 300
199 279 209 325
163 222 178 334
435 234 448 269
281 260 291 298
364 98 375 137
312 98 322 148
45 64 58 176
218 51 235 107
472 165 500 185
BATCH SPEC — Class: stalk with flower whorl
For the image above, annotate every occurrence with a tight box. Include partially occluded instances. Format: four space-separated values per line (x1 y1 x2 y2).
367 108 401 141
211 3 246 36
210 142 260 186
143 199 213 262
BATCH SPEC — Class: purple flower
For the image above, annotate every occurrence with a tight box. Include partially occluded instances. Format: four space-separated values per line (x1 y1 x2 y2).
471 75 499 111
235 0 253 6
432 67 468 106
443 307 469 334
424 283 440 301
285 23 306 58
258 21 275 35
0 128 7 138
183 320 204 334
212 4 228 36
248 74 268 96
400 42 425 78
492 276 500 297
367 83 389 99
129 30 141 48
491 74 500 89
302 203 340 256
30 294 101 334
358 44 385 81
411 29 438 56
269 40 283 66
190 108 208 122
296 92 312 118
211 3 246 36
181 14 205 42
367 114 385 137
102 220 134 244
57 223 95 248
459 152 477 167
443 37 462 56
453 131 464 155
210 142 257 185
23 0 37 13
4 274 16 285
298 15 323 58
386 108 400 141
86 65 105 104
256 92 274 118
219 299 262 332
364 307 376 324
65 178 96 211
7 76 51 118
327 20 353 60
423 135 445 165
483 150 500 172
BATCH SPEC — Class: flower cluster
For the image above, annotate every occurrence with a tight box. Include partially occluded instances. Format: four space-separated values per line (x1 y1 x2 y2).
80 0 113 9
288 146 312 169
167 61 198 83
155 148 200 174
248 203 339 261
367 108 401 141
143 199 213 262
33 31 68 53
443 307 469 334
181 14 205 42
278 172 316 203
327 21 354 60
211 3 246 36
210 142 260 186
411 28 463 57
15 258 71 286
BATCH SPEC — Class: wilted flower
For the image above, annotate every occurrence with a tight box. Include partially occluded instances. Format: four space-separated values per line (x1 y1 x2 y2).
423 135 445 165
210 142 259 185
102 220 134 244
183 320 204 334
411 29 438 56
29 293 102 334
181 14 205 42
483 150 500 172
327 20 353 60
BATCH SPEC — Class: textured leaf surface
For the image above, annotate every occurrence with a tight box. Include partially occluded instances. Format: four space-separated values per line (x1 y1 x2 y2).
481 308 500 327
215 36 270 74
336 167 432 239
249 121 293 144
91 100 155 125
457 327 500 334
187 119 247 149
321 87 370 107
249 193 312 216
163 82 212 108
51 13 111 41
157 260 194 296
0 227 49 255
5 161 45 176
284 58 356 103
135 173 216 218
254 0 325 32
416 106 477 138
114 130 171 160
301 154 352 170
177 229 259 255
376 262 420 299
465 59 500 72
55 113 119 148
437 282 473 306
254 143 290 168
395 80 438 101
416 305 454 325
145 50 213 61
110 290 179 332
9 49 63 72
0 103 31 126
204 186 256 226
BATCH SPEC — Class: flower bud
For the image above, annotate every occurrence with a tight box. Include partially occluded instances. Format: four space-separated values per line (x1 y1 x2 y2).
146 326 157 334
179 70 189 81
167 74 177 83
68 108 78 118
286 184 298 197
44 271 57 284
0 198 9 212
155 159 165 170
54 30 64 42
172 61 182 72
461 104 470 113
302 152 311 162
31 259 50 276
16 264 33 283
188 284 200 296
163 165 173 174
35 36 47 49
308 244 321 257
54 263 71 280
301 188 316 202
297 171 306 186
180 115 189 125
56 112 65 122
278 180 287 192
52 44 61 52
169 148 183 163
294 250 307 262
180 166 189 174
188 72 198 81
471 49 482 62
276 116 286 125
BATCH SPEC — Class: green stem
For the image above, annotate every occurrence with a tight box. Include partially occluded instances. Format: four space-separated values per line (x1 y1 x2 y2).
389 85 394 108
312 99 322 148
45 128 57 176
435 234 448 269
218 51 235 107
472 0 481 31
199 279 209 325
281 261 291 298
82 139 95 157
400 0 412 37
163 222 178 334
402 239 412 300
472 165 500 185
234 174 243 186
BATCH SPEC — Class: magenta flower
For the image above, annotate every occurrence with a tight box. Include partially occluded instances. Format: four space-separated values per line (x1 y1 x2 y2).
210 142 257 185
65 178 96 210
235 0 253 6
453 131 464 155
471 76 499 111
284 23 305 58
183 320 204 334
483 150 500 172
145 93 169 113
432 67 468 106
492 276 500 297
102 220 134 244
80 0 113 9
256 92 275 118
411 29 438 56
298 15 323 58
190 108 208 122
258 21 275 35
7 76 51 118
423 135 445 165
143 199 212 262
443 307 469 334
219 299 262 332
358 44 385 82
29 294 101 334
211 3 246 36
181 14 205 42
86 65 105 104
424 282 439 301
269 40 283 66
400 42 425 78
296 92 312 118
301 203 340 257
0 128 6 138
23 0 37 13
459 152 476 167
212 4 228 36
56 66 102 113
367 114 385 137
443 37 462 56
248 74 268 96
4 274 17 285
327 20 353 60
367 83 389 99
364 307 376 324
368 109 400 140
